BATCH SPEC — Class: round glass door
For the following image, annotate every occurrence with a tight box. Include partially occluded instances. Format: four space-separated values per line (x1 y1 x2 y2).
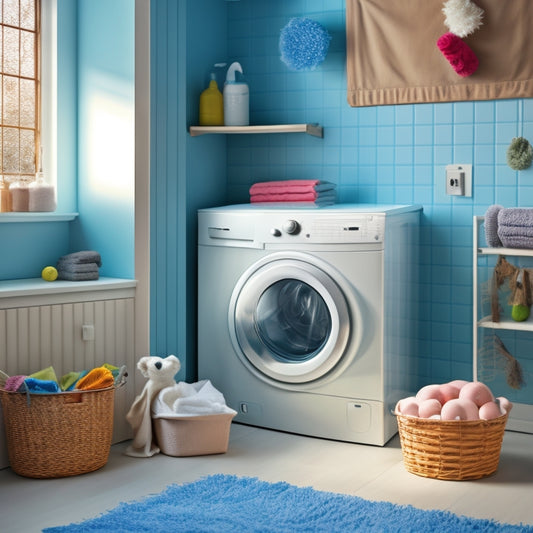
229 256 352 385
255 279 331 363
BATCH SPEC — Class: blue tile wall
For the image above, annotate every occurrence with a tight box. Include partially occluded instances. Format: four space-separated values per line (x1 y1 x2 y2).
224 0 533 390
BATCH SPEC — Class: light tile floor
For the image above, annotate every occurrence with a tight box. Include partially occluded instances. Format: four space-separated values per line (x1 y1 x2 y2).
0 424 532 532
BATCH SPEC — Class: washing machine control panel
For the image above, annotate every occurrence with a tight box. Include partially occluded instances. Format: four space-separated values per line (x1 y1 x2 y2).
282 219 301 235
267 214 385 244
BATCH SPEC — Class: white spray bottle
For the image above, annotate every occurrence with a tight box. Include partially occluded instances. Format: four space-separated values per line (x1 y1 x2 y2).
223 62 249 126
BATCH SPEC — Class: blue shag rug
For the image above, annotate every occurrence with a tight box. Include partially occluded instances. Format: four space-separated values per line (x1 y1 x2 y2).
43 474 532 532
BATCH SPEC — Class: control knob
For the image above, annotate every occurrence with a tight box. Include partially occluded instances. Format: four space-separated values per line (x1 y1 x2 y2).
283 219 301 235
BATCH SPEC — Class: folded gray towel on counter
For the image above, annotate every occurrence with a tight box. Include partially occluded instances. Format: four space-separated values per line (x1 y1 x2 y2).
57 250 102 267
56 261 100 274
58 270 100 281
498 207 533 228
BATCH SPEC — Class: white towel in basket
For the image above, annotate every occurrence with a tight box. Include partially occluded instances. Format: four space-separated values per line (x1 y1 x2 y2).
151 380 236 419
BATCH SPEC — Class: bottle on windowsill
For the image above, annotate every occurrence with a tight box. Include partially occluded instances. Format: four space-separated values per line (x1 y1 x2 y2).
0 179 11 212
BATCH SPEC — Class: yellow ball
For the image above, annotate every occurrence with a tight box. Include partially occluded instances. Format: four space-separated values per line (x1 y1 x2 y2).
41 266 58 282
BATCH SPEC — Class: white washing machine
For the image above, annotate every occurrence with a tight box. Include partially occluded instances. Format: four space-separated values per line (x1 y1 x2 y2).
197 203 421 446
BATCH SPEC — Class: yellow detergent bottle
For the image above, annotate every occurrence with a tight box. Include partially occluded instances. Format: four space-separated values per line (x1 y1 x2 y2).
199 72 224 126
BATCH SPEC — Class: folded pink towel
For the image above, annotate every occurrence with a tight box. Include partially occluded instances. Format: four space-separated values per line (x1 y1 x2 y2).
250 191 336 205
249 180 335 196
251 192 319 202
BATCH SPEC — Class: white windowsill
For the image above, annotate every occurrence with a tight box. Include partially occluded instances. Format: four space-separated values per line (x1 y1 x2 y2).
0 212 78 223
0 277 137 308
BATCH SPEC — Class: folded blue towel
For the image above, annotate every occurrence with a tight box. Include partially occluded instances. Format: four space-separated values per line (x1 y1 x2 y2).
23 378 61 393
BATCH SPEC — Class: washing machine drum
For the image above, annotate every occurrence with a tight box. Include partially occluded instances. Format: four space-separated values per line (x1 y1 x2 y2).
229 254 361 386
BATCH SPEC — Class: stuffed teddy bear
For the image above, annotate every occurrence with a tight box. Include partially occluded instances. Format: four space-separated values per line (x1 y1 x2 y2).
125 355 181 457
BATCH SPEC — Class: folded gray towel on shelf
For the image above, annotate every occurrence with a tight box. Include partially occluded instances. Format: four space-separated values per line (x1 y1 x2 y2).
497 235 533 249
56 261 100 274
498 208 533 228
57 250 102 267
498 225 533 238
484 205 503 247
57 270 99 281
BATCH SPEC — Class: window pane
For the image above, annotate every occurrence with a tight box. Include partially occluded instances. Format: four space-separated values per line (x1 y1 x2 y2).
20 0 35 31
21 30 35 78
20 78 34 127
3 75 19 126
3 0 19 27
3 127 20 174
0 0 40 187
4 27 20 76
20 128 34 174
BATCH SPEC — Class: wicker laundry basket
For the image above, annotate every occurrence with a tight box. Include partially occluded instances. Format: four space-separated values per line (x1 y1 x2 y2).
0 385 120 479
395 411 508 481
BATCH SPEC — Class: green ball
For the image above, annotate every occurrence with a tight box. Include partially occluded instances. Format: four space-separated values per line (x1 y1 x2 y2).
511 304 530 322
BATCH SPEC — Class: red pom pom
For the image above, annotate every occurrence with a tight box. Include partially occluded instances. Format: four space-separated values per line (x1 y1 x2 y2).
437 32 479 77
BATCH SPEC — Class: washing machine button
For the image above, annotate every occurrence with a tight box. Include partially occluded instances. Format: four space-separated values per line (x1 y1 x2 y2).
271 228 282 237
283 219 301 235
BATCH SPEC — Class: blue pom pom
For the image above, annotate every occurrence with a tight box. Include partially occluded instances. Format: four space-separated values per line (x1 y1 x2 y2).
279 18 331 71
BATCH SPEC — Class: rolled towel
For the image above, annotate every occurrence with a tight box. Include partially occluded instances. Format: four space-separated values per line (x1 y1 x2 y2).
498 207 533 228
23 377 61 393
484 205 503 247
75 367 114 391
58 270 99 281
57 250 102 267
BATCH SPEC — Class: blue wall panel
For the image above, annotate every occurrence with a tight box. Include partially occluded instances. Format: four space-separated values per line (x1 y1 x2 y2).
150 0 228 381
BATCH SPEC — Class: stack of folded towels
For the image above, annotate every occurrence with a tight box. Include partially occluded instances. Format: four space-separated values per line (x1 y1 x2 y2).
485 205 533 249
249 179 336 206
56 250 101 281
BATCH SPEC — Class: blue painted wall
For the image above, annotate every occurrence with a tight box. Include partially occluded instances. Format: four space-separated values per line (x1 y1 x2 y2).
72 0 135 278
151 0 533 403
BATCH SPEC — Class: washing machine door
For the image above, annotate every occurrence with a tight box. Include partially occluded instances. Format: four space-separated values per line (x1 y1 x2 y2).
229 252 361 386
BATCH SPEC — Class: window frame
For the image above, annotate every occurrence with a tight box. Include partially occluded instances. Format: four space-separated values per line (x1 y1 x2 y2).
0 0 41 182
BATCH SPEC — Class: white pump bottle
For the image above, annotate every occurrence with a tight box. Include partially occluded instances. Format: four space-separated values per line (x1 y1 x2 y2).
223 62 249 126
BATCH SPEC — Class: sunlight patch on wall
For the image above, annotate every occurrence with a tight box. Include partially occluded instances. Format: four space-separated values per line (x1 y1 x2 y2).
85 72 134 202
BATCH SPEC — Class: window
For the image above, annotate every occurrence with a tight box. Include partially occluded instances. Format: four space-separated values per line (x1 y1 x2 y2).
0 0 40 186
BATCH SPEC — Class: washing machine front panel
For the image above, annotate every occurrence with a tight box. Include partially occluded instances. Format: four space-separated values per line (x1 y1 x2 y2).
229 252 361 387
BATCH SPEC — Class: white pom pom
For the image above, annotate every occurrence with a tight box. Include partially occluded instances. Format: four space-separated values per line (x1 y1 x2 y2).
442 0 484 38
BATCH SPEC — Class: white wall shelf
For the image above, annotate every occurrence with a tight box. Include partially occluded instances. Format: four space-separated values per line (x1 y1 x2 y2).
473 215 533 433
0 212 78 223
189 123 323 138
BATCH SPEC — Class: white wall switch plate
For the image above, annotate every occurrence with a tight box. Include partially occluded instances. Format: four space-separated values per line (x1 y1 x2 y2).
445 164 472 197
